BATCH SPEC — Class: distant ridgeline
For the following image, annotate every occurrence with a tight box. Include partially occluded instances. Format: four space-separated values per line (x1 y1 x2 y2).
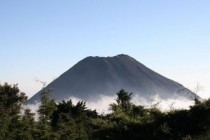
29 54 197 104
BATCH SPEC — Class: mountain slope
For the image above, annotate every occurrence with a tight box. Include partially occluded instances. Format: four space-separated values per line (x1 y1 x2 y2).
29 54 195 104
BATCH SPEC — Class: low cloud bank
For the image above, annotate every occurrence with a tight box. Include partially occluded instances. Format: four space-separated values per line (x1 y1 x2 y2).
68 94 194 113
133 94 194 111
27 94 195 115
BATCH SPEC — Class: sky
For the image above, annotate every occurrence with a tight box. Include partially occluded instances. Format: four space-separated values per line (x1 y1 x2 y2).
0 0 210 99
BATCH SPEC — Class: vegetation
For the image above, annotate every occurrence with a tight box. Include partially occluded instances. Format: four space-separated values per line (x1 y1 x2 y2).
0 83 210 140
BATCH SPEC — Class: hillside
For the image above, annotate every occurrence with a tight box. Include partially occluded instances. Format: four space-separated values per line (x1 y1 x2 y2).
29 54 195 104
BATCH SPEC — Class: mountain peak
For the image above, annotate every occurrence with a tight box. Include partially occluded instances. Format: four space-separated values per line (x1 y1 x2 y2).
115 54 131 57
29 54 195 104
84 54 131 59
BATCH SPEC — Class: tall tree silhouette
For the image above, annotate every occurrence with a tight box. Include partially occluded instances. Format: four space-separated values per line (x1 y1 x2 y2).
116 89 132 110
0 83 27 139
37 87 57 139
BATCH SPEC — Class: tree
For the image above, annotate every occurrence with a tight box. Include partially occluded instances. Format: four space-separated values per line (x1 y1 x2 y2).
36 87 57 140
18 108 36 140
0 83 27 139
116 89 133 110
51 100 90 140
131 105 146 118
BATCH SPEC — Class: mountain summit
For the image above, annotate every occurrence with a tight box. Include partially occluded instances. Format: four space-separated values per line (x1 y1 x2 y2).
29 54 195 104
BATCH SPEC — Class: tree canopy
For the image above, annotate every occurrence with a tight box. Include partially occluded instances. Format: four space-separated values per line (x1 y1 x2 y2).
0 83 210 140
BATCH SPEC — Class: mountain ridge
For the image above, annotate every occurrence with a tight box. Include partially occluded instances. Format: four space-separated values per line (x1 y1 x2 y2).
29 54 195 104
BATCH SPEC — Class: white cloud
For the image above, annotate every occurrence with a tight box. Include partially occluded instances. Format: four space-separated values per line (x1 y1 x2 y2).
68 94 195 113
27 94 195 116
129 94 194 111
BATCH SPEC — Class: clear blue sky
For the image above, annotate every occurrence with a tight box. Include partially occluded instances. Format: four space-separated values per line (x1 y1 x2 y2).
0 0 210 98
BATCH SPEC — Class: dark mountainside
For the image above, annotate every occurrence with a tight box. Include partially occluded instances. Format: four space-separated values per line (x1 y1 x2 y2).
29 54 195 104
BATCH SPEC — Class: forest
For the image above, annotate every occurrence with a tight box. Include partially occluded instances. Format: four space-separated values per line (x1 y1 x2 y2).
0 83 210 140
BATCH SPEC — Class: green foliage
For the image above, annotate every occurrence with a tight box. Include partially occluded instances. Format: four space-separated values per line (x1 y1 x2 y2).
0 83 28 139
116 89 132 111
36 87 57 140
1 84 210 140
18 108 36 140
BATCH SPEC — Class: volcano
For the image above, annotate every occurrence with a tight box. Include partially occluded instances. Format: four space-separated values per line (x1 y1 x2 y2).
29 54 196 104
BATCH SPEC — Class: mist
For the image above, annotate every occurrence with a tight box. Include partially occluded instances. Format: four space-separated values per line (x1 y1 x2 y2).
63 94 194 114
27 94 195 116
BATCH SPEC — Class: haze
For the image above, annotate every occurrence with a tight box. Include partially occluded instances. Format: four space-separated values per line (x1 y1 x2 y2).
0 0 209 99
